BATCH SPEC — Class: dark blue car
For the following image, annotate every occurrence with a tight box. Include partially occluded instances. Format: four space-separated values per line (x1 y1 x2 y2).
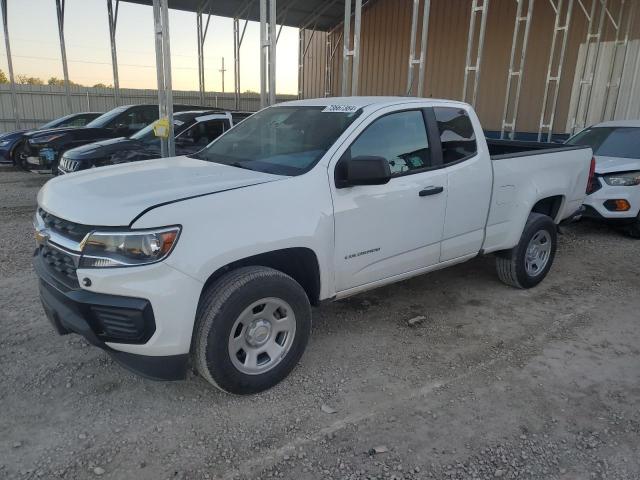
0 112 102 167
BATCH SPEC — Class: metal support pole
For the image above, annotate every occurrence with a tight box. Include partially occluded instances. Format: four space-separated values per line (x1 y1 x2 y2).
569 0 608 133
268 0 277 105
196 2 212 106
0 0 20 129
406 0 431 96
462 0 490 106
260 0 268 108
602 0 633 121
538 0 574 141
107 0 121 105
197 11 204 104
298 28 305 99
351 0 362 96
324 31 343 97
341 0 352 96
298 28 317 99
417 0 430 96
406 0 420 95
500 0 534 139
625 26 640 119
233 17 248 109
152 0 175 157
55 0 72 114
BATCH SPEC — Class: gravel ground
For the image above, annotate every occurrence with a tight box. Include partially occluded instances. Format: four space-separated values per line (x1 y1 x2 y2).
1 165 639 480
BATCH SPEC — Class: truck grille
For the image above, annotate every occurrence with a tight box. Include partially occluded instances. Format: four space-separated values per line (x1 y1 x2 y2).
41 244 78 284
38 208 93 242
59 156 80 173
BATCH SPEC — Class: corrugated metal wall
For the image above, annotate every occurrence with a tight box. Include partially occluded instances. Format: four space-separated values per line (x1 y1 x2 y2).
0 84 296 133
303 0 639 134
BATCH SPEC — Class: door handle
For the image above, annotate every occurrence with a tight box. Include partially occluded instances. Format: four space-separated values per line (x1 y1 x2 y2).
418 186 444 197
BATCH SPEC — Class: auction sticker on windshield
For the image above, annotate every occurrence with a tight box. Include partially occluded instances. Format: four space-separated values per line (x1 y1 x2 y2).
322 105 359 113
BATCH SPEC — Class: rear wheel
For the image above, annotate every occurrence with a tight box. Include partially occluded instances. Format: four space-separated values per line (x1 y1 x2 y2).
192 266 311 394
496 213 557 289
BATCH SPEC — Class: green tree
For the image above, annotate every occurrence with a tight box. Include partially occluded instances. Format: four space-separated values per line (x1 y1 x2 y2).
92 82 113 88
17 74 44 85
48 76 82 87
0 69 8 84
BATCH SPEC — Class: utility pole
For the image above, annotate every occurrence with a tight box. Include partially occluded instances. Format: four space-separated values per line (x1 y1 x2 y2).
219 56 226 94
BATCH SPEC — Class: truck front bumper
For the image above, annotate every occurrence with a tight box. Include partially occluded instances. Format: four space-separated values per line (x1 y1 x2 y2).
34 250 203 381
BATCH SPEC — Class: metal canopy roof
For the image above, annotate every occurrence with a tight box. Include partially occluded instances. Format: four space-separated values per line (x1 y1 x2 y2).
122 0 347 31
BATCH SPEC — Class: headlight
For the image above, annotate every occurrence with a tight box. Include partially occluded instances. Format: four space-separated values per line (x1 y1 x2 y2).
79 226 181 268
603 171 640 186
0 139 11 147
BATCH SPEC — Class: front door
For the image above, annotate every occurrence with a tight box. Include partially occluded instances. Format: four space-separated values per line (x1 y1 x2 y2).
331 109 448 292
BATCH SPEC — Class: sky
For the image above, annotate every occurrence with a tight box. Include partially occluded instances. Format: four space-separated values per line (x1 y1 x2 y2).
0 0 300 94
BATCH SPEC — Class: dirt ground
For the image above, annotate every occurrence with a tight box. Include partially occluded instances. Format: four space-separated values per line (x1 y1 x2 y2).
1 165 639 480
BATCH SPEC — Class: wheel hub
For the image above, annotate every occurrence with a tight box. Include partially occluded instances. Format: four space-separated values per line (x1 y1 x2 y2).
245 319 272 347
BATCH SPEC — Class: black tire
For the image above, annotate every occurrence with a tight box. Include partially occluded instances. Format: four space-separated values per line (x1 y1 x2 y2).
11 142 31 172
192 266 311 394
625 215 640 239
495 213 557 289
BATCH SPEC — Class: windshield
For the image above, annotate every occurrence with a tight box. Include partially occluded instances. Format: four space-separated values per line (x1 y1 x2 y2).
86 106 129 128
39 114 78 130
130 117 189 142
567 127 640 159
191 106 362 175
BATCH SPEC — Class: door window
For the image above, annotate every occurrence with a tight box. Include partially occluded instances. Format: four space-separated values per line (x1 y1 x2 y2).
432 107 477 164
348 110 431 176
178 119 228 148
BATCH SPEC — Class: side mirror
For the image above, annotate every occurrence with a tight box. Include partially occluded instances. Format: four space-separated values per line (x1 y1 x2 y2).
335 155 391 188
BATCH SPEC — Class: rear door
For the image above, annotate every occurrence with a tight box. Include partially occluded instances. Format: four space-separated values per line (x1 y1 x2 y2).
331 107 448 292
429 106 493 261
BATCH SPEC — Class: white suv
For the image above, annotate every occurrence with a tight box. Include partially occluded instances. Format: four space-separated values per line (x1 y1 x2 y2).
567 120 640 237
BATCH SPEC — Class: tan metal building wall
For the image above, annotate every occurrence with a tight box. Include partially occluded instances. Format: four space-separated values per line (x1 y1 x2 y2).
302 0 639 134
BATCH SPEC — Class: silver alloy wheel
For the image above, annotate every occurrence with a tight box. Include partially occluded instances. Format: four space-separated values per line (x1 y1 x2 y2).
228 297 296 375
524 229 552 277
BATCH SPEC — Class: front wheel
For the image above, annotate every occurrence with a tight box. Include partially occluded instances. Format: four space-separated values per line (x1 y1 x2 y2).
12 142 31 171
624 214 640 239
495 213 557 289
192 266 311 394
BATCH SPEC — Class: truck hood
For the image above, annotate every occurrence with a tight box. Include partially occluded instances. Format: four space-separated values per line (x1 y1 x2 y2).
594 155 640 174
37 156 284 226
64 137 138 161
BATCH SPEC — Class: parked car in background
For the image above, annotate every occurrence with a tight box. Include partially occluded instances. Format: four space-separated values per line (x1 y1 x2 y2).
34 97 593 394
19 104 211 173
58 110 253 174
0 112 102 167
566 120 640 237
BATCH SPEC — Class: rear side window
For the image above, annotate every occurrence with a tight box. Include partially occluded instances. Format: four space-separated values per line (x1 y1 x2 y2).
348 110 431 176
433 107 477 164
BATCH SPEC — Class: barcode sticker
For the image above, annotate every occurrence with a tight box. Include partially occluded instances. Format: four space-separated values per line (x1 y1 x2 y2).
322 104 359 113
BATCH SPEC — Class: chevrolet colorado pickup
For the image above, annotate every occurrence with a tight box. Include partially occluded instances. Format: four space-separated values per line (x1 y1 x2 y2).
34 97 594 394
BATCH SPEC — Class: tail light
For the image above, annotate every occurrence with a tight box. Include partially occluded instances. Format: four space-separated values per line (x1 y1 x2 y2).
586 156 597 194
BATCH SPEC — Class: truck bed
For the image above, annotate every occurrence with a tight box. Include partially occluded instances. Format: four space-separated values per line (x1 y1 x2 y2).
487 139 589 160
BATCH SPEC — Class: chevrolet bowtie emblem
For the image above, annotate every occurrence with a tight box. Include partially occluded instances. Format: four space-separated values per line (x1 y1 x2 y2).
34 228 50 247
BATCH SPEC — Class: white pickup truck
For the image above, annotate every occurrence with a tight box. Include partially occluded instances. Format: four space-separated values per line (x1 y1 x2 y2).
34 97 593 394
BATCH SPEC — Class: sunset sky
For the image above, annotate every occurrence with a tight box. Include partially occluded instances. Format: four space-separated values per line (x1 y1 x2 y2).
0 0 300 94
